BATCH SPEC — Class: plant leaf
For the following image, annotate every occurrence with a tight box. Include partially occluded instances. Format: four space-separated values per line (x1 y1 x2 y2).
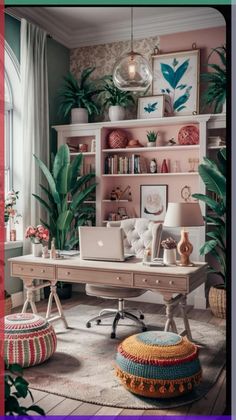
198 163 226 204
173 59 189 88
34 154 60 204
160 63 175 89
56 210 73 231
53 144 70 180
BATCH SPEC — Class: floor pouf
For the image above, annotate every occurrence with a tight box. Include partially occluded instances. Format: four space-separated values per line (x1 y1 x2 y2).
4 313 57 367
115 331 201 398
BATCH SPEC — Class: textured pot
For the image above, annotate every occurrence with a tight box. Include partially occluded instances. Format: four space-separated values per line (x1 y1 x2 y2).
208 285 226 319
71 108 88 124
32 243 42 257
108 106 125 122
163 248 176 265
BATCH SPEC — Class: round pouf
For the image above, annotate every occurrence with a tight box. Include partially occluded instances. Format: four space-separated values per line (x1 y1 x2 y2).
115 331 201 399
4 313 57 368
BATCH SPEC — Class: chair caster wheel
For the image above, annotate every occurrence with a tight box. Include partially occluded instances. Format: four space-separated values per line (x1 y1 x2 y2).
142 326 147 332
140 314 145 320
86 322 91 328
111 332 116 339
96 319 101 325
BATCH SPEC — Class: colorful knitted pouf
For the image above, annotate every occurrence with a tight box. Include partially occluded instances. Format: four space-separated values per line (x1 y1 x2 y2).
115 331 201 398
4 313 57 368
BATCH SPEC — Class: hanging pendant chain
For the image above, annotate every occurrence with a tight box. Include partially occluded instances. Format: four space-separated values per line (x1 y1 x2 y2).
131 7 134 54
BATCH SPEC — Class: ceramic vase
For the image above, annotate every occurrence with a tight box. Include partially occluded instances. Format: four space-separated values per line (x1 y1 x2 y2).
108 106 125 122
71 108 88 124
32 242 42 257
163 249 176 265
147 141 156 147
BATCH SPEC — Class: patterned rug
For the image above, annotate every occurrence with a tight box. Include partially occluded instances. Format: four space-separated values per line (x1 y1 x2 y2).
24 303 226 409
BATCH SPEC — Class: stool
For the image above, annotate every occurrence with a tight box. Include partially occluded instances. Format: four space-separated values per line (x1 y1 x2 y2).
4 313 57 367
115 331 201 398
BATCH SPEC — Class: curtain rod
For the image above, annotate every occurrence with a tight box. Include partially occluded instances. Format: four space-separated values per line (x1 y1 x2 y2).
5 9 53 38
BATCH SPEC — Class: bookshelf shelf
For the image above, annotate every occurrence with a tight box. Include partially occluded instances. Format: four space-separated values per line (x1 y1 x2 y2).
102 199 129 203
102 172 198 177
207 145 226 150
70 152 95 156
102 145 200 153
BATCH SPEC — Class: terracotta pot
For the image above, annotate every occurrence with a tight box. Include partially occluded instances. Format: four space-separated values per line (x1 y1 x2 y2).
208 285 226 319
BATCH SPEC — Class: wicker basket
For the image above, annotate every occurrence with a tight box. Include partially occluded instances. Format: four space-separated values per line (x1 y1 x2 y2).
107 129 128 149
208 285 226 319
5 296 12 315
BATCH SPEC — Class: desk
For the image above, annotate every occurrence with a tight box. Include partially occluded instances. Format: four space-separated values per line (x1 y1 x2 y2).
9 255 207 340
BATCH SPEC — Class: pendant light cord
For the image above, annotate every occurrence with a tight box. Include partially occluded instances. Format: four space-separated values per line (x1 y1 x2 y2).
131 7 133 53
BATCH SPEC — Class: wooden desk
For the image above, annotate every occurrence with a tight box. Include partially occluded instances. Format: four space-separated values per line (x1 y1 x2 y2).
9 255 207 340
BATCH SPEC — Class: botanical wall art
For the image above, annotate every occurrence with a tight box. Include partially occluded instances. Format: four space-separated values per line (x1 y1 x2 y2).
137 95 164 119
140 184 168 222
152 49 200 116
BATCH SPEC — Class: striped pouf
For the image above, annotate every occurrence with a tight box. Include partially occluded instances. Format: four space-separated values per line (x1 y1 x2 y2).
115 331 201 398
4 313 57 367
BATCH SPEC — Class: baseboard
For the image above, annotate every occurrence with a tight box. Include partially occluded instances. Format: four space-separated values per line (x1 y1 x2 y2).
11 291 24 308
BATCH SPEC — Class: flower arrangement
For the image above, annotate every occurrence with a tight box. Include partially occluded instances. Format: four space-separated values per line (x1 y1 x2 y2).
25 225 49 245
161 237 177 249
5 190 20 223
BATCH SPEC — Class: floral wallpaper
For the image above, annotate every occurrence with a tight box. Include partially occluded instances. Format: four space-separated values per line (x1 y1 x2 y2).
70 36 160 120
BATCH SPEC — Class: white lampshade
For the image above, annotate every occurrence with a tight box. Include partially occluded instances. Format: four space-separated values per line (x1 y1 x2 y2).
164 202 204 227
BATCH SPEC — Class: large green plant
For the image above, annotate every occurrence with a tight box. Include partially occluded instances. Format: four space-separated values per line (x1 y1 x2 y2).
33 144 96 250
58 68 102 118
192 148 226 285
99 75 135 108
201 46 226 113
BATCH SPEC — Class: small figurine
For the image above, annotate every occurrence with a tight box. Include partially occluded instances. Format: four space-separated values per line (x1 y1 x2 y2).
50 238 57 259
150 159 157 174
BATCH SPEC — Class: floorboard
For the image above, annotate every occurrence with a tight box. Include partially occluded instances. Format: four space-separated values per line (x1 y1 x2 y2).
13 293 226 416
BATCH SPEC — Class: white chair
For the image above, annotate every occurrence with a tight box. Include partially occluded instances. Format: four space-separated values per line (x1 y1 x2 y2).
86 218 163 338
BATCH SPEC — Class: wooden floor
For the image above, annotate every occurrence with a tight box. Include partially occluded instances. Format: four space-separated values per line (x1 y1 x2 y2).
16 293 226 416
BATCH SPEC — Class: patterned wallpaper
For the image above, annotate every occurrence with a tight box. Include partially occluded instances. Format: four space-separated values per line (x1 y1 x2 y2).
70 36 160 120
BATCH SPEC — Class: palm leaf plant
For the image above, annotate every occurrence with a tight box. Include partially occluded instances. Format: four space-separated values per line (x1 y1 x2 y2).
33 144 96 250
192 148 226 286
201 46 226 113
99 75 135 108
58 68 102 119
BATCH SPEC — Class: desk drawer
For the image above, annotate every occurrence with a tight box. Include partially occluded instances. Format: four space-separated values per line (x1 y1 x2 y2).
134 274 187 292
57 267 132 286
12 263 54 279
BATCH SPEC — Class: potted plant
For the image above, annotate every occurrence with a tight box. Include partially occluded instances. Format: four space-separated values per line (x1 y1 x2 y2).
192 148 226 318
146 130 158 147
33 144 96 299
58 68 102 123
201 46 226 113
25 225 49 257
100 75 135 121
161 237 177 265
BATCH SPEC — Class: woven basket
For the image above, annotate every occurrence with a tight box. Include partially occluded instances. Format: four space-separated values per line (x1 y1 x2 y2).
178 125 199 145
107 129 128 149
208 285 226 319
5 296 12 315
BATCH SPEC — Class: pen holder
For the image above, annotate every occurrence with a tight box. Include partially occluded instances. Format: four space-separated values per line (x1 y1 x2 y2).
163 248 176 265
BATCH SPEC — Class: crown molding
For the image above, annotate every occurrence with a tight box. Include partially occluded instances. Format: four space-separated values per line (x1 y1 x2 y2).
6 7 225 50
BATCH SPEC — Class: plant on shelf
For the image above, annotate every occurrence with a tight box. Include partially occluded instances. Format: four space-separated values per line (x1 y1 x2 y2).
192 148 226 318
58 68 102 123
33 143 96 251
201 46 226 113
5 363 45 415
146 130 158 147
99 75 135 121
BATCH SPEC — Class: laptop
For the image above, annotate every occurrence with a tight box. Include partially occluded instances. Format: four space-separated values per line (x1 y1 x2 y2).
79 226 134 262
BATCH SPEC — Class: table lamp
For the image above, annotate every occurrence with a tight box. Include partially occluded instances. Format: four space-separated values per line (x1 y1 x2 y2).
164 202 204 266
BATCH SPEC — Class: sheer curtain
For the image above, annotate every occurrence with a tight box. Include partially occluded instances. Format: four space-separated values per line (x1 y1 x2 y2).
21 19 49 301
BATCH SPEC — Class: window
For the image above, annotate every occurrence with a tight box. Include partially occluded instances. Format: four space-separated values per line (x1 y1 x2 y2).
4 76 13 194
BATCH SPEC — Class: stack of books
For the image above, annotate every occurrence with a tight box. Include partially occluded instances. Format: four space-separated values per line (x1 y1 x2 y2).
208 136 226 148
104 154 147 174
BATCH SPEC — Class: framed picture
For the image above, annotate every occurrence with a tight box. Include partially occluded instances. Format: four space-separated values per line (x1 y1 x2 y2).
152 49 200 116
140 184 168 222
137 95 164 119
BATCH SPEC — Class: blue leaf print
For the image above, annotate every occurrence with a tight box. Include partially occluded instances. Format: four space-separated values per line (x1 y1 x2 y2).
176 84 187 90
166 88 170 93
161 89 165 93
160 63 176 89
144 102 158 113
172 58 178 67
173 59 189 88
173 90 190 111
176 105 186 111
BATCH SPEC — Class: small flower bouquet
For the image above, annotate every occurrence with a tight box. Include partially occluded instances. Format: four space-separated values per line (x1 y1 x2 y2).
5 190 20 223
161 237 177 249
25 225 49 245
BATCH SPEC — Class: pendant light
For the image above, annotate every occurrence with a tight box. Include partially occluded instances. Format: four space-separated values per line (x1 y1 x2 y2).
113 7 153 91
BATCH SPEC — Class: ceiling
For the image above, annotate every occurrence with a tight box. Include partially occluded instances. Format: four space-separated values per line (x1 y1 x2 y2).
7 6 225 49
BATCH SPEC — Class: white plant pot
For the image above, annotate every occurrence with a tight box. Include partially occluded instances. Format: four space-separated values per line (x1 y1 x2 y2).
71 108 88 124
147 141 156 147
108 106 125 121
163 249 176 265
32 243 42 257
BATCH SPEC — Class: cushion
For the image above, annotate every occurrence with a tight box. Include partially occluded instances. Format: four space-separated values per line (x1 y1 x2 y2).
115 331 201 398
86 284 146 299
4 313 57 367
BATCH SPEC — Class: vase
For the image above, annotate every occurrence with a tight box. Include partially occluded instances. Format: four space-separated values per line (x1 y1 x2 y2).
9 217 16 241
108 106 125 122
32 242 42 257
163 249 176 265
71 108 88 124
161 159 169 173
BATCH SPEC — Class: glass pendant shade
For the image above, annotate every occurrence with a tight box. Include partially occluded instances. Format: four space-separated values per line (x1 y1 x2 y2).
113 51 153 91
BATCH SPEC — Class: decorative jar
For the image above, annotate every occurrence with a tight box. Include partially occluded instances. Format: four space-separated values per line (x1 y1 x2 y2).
32 242 42 257
163 248 176 265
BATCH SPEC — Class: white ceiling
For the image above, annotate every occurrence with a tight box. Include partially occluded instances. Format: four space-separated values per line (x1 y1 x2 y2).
7 6 225 49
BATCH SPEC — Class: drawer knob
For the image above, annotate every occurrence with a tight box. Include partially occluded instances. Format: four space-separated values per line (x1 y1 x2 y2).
30 268 34 272
41 269 45 273
20 267 24 271
156 280 160 284
66 271 70 275
169 280 174 285
116 276 121 280
142 278 147 283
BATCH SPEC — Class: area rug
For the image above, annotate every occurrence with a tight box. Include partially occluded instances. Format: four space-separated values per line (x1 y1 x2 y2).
24 303 226 409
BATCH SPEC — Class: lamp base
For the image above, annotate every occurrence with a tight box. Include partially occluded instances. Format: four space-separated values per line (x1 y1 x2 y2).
177 230 194 267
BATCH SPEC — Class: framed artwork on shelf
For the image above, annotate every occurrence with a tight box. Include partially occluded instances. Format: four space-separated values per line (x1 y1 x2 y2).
152 49 200 116
137 95 165 119
140 184 168 222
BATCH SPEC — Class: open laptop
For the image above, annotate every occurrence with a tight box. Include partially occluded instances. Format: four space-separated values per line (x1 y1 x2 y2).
79 226 134 262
